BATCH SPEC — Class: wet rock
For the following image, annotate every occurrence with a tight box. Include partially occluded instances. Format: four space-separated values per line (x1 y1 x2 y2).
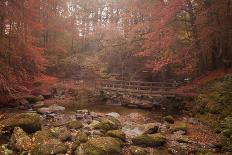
171 122 187 133
76 114 85 119
77 109 89 114
89 120 101 129
25 95 43 104
106 112 120 119
143 123 159 134
176 137 190 143
32 130 54 146
75 131 88 143
90 112 100 118
37 95 44 101
66 120 83 129
106 130 126 141
10 127 32 152
94 118 119 131
130 146 147 155
78 137 121 155
122 123 160 138
37 104 65 114
132 133 166 147
164 115 175 124
0 113 41 133
31 139 67 155
91 130 104 136
32 101 45 109
50 127 72 142
1 144 14 155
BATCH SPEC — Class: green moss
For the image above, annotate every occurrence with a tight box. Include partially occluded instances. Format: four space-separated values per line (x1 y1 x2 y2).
75 131 88 143
32 130 54 146
132 133 166 147
50 127 72 142
10 127 32 152
81 137 121 155
106 130 126 141
31 139 67 155
94 118 118 131
164 116 175 124
0 113 41 133
172 122 187 133
66 120 83 129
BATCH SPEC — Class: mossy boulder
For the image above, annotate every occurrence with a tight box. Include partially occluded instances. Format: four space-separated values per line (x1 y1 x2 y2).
32 130 54 146
132 133 166 147
222 129 232 138
94 118 119 131
130 146 147 155
66 120 83 129
143 123 159 134
164 116 175 124
106 130 126 141
80 137 122 155
0 113 41 133
31 139 67 155
25 95 42 104
10 127 32 152
75 131 88 143
172 122 187 133
50 127 72 142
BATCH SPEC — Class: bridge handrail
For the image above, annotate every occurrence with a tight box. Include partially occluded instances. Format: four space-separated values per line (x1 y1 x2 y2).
97 79 175 87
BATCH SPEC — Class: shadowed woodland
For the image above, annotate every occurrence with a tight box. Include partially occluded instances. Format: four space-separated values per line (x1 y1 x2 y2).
0 0 232 155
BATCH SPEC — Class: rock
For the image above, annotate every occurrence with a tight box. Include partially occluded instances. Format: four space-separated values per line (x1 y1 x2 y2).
106 130 126 141
37 104 65 114
91 130 104 136
164 115 175 124
176 137 189 143
32 101 45 109
143 123 159 134
25 95 42 104
31 139 67 155
122 123 159 138
50 127 72 142
0 113 41 133
75 131 88 143
106 112 120 119
79 137 121 155
171 122 187 133
132 133 166 147
32 130 54 146
89 120 101 129
222 129 232 138
90 112 100 118
106 116 121 128
37 95 44 101
130 146 147 155
66 120 83 129
1 144 14 154
37 107 51 114
77 109 89 114
94 118 118 131
10 127 32 152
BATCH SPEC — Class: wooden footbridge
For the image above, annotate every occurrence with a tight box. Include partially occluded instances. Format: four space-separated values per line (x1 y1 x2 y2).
95 79 176 97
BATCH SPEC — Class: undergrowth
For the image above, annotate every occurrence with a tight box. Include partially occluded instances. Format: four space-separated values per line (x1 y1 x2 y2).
191 74 232 151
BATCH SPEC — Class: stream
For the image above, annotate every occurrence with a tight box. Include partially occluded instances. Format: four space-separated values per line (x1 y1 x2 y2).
0 99 222 155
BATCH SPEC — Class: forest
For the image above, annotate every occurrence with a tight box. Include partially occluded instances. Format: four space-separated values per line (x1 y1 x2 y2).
0 0 232 155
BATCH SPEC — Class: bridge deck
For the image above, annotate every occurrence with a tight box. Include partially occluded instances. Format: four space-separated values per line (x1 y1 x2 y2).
95 79 176 97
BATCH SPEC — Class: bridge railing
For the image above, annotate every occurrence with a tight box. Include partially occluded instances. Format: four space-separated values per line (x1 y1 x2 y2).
95 79 176 96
